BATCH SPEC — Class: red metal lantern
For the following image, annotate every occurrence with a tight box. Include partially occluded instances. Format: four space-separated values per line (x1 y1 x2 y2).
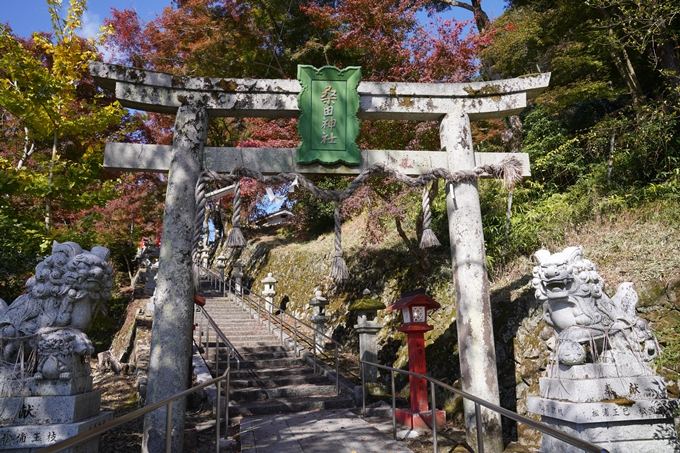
388 288 445 430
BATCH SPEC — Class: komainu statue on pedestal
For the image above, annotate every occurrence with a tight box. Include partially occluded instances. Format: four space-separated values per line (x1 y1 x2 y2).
532 246 659 372
0 241 113 380
529 247 678 452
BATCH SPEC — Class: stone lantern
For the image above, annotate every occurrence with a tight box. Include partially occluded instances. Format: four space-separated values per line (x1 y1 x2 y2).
308 290 329 353
387 288 445 430
200 246 209 268
215 254 227 295
232 261 244 291
348 289 385 382
261 273 277 314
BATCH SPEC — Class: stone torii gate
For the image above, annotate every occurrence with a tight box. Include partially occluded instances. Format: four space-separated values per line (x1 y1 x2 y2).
90 61 549 453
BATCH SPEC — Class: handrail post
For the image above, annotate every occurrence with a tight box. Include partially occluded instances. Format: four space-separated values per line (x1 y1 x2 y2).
257 297 261 323
475 402 485 453
335 349 340 395
361 361 366 417
199 311 204 346
216 379 221 453
165 401 173 453
391 370 396 440
313 337 317 374
225 369 230 431
294 319 298 357
431 380 438 453
215 335 220 379
279 311 283 344
267 299 271 333
206 324 211 372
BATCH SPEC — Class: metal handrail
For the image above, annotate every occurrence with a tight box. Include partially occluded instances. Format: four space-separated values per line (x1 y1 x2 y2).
210 271 354 395
37 369 231 453
194 304 241 371
360 360 609 453
233 279 347 394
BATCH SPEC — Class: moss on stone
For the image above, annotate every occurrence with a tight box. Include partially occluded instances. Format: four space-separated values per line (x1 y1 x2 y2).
348 298 386 311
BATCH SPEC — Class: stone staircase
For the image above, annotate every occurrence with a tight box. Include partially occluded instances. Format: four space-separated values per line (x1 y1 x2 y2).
199 294 354 417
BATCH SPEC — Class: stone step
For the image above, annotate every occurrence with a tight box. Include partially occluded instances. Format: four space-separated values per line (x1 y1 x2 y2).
210 357 306 371
235 345 289 354
208 335 277 344
230 366 316 380
230 374 329 389
227 395 354 417
225 340 286 348
207 350 294 361
201 315 259 322
201 328 272 338
231 383 338 402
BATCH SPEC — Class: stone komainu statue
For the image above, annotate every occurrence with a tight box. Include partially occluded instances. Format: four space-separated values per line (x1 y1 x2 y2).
0 241 113 380
532 246 659 371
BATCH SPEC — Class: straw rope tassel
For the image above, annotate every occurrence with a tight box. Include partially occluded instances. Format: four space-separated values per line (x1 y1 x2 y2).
226 180 247 248
419 183 441 249
329 202 349 283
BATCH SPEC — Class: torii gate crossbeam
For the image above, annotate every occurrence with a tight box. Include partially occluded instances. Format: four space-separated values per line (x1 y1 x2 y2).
90 61 549 453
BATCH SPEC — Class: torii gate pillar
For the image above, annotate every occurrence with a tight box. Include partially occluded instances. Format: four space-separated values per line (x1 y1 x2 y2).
142 102 208 453
442 112 503 452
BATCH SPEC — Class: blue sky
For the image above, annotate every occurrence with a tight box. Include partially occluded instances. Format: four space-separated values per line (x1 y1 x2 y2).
3 0 507 41
2 0 172 39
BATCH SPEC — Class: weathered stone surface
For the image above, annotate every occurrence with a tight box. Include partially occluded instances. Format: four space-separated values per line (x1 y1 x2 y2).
104 143 532 177
0 242 113 382
535 410 680 453
89 61 550 121
528 247 680 452
0 377 93 398
528 397 678 423
533 246 659 370
142 102 208 453
0 411 111 450
441 111 503 452
539 375 667 402
0 392 101 426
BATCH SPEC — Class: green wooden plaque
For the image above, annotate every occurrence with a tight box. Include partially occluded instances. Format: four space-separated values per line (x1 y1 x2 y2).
297 65 361 165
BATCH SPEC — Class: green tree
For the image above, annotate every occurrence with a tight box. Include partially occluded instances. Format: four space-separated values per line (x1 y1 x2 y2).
0 0 123 236
0 0 125 300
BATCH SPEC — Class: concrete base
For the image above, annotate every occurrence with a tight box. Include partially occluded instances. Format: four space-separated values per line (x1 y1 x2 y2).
395 408 446 430
528 397 680 452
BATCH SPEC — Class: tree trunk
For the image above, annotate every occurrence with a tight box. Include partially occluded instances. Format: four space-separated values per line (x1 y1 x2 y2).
598 8 645 105
45 127 58 233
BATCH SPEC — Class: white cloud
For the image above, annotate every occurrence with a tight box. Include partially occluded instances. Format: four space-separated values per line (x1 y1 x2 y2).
79 11 102 40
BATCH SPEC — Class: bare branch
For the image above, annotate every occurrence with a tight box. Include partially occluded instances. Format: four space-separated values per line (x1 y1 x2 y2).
17 127 35 170
438 0 475 13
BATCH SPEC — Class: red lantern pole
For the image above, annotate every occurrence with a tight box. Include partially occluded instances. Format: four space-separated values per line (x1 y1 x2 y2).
388 289 446 430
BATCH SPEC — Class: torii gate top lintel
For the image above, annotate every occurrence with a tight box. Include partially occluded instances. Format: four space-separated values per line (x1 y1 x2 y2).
89 61 550 121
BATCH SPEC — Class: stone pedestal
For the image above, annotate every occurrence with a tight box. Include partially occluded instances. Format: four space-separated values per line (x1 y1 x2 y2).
308 290 329 354
528 364 680 452
349 290 385 383
0 377 112 453
355 324 381 382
